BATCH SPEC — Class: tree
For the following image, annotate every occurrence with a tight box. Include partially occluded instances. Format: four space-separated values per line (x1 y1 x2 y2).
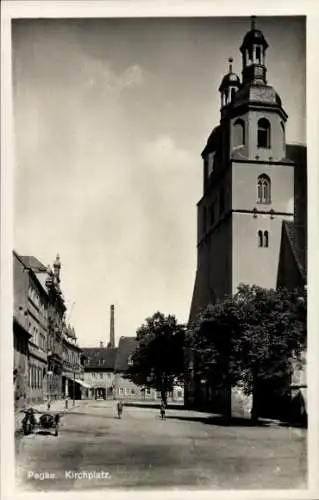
126 312 186 404
188 284 307 420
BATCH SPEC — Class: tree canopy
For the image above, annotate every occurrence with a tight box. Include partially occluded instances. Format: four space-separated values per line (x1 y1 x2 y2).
126 312 186 402
188 284 307 412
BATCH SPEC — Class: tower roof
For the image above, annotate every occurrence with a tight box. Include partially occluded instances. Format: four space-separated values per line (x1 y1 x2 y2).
240 16 269 52
218 58 240 92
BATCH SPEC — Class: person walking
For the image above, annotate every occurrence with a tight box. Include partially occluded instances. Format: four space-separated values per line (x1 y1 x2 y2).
117 400 123 419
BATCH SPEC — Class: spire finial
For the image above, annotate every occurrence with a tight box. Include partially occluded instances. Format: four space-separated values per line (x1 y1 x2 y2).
251 15 256 30
228 57 233 73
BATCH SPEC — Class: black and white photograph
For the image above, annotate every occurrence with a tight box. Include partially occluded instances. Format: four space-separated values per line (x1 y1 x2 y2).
1 2 318 499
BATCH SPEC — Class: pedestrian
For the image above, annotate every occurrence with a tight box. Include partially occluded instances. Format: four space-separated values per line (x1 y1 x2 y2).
117 400 123 419
160 401 166 420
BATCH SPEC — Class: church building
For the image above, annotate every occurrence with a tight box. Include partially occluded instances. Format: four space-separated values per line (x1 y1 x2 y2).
187 17 307 417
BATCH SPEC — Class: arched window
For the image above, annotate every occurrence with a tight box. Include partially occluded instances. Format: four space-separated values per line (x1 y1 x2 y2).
257 118 271 148
256 46 261 64
231 87 236 101
233 119 245 148
258 230 263 247
264 230 269 248
257 230 270 248
257 174 271 204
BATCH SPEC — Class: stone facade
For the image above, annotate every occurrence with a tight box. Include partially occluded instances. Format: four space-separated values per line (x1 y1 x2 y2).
186 19 307 419
13 252 80 406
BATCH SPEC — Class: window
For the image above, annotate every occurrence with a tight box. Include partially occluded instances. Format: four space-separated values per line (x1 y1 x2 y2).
257 118 271 148
131 388 136 395
257 174 271 204
258 230 270 248
264 230 269 248
177 390 183 398
146 388 151 395
256 46 261 64
258 230 263 247
233 119 245 148
119 387 124 395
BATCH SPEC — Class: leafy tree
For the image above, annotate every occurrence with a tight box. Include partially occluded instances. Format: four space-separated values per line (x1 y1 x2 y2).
188 284 307 420
126 312 186 404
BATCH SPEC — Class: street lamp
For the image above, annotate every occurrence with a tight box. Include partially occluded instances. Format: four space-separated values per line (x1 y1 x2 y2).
73 370 75 406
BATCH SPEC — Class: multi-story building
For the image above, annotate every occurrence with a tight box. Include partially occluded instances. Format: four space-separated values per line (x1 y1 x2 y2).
62 325 85 400
13 251 80 405
13 252 32 409
83 343 117 399
15 254 49 405
185 17 307 417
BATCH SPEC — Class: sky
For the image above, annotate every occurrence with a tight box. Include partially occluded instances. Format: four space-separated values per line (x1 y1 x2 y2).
12 16 306 347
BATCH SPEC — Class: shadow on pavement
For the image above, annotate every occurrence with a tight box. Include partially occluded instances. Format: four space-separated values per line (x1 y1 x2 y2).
124 402 186 410
278 420 308 429
165 414 271 427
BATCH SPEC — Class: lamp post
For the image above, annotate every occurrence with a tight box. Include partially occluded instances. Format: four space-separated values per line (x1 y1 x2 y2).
73 369 75 406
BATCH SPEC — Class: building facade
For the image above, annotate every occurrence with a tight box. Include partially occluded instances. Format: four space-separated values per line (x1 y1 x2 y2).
13 252 80 406
15 254 50 405
83 345 117 399
62 325 84 400
13 252 32 409
186 18 307 416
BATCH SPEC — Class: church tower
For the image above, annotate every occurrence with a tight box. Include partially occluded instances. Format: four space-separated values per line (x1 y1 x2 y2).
189 17 294 320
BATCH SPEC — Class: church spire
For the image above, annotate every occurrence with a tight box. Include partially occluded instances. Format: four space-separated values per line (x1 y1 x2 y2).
240 15 269 86
218 56 240 108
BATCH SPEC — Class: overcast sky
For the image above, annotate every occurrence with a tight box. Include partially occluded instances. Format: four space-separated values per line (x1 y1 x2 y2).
12 16 305 347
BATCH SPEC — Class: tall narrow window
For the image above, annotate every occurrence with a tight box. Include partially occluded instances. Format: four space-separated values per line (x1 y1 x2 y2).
258 230 270 247
258 230 263 247
257 174 271 204
257 118 271 148
256 46 261 64
264 230 269 247
233 119 245 148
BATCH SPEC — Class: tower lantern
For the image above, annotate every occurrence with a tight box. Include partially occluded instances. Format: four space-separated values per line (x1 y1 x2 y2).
218 57 240 108
240 15 269 85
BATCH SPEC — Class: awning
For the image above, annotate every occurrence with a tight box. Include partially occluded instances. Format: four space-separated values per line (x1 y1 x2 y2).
74 379 91 389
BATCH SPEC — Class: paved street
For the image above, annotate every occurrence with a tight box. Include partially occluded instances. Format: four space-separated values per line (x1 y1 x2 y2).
15 400 307 491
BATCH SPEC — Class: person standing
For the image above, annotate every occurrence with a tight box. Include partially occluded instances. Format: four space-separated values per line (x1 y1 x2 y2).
160 401 166 420
117 400 123 419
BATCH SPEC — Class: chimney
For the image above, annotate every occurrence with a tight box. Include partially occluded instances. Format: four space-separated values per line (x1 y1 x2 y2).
110 304 115 348
100 341 104 348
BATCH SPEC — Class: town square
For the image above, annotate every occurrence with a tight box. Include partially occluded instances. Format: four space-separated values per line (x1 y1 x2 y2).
3 9 311 496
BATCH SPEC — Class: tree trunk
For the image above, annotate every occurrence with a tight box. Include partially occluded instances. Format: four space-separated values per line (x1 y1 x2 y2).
251 383 259 424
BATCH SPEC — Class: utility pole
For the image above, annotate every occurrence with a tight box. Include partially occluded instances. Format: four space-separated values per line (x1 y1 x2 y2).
73 369 75 406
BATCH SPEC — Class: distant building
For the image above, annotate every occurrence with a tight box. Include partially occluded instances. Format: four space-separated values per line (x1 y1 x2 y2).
62 325 85 400
82 305 184 402
82 345 117 399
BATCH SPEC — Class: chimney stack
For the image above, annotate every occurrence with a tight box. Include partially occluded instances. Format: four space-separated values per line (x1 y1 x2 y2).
110 304 115 348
